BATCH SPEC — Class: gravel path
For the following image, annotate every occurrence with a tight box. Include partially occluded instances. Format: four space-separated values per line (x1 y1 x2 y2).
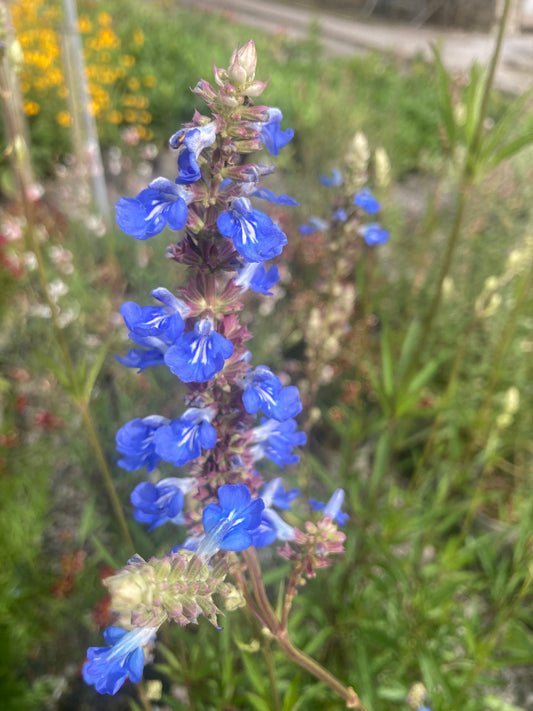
179 0 533 94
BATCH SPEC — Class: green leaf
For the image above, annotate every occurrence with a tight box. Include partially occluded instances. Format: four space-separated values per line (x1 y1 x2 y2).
431 44 456 150
244 691 272 711
33 350 73 392
77 497 97 543
82 343 108 402
484 130 533 171
240 652 267 696
380 326 394 400
463 62 486 148
396 319 421 384
281 675 302 711
90 534 122 569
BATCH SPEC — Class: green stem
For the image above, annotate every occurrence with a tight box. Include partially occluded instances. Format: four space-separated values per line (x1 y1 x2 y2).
243 549 367 710
276 629 366 710
405 0 512 378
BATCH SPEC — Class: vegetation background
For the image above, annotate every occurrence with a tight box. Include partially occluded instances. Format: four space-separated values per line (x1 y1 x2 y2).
1 1 532 710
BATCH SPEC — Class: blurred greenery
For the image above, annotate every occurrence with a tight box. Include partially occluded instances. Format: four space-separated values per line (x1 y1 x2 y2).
1 1 532 710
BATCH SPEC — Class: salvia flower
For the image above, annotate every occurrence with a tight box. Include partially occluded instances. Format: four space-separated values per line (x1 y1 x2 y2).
217 197 288 263
164 318 234 383
360 222 389 246
120 287 188 342
241 365 302 421
260 476 300 510
115 178 190 240
116 415 170 472
309 489 349 526
115 335 169 372
255 107 294 156
170 121 218 184
250 417 307 467
354 188 381 214
320 168 343 187
83 625 156 695
197 483 265 561
131 477 196 530
298 216 329 235
152 407 217 467
234 261 280 295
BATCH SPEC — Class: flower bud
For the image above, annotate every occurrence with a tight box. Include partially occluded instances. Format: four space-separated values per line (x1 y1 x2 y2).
228 40 257 86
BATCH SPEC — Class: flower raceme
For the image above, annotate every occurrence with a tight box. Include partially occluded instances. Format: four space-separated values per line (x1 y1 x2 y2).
85 41 348 698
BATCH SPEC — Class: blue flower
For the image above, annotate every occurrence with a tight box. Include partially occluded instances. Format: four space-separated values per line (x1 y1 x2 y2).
169 121 218 184
260 476 300 510
83 625 156 695
250 418 307 467
354 188 381 214
252 508 295 547
309 489 349 526
298 216 329 235
115 178 190 240
197 483 265 561
164 318 234 383
217 198 288 263
120 287 188 342
255 108 294 156
116 415 170 472
234 262 280 295
360 222 389 246
241 366 302 421
252 477 299 547
131 477 195 530
320 168 343 187
333 208 347 222
115 341 167 372
152 407 217 467
247 187 299 206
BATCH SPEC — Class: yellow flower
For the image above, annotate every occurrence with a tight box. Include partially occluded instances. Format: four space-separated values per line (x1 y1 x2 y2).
57 86 69 98
78 15 92 33
127 76 140 91
107 110 123 124
24 100 40 116
97 11 113 27
56 110 72 127
133 30 145 46
121 54 136 67
143 75 157 88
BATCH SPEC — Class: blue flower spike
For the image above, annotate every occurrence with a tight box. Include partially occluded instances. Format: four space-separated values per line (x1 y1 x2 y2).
197 483 265 562
115 178 190 240
83 625 157 695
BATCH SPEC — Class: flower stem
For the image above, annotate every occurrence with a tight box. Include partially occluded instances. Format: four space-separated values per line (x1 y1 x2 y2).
243 549 367 710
